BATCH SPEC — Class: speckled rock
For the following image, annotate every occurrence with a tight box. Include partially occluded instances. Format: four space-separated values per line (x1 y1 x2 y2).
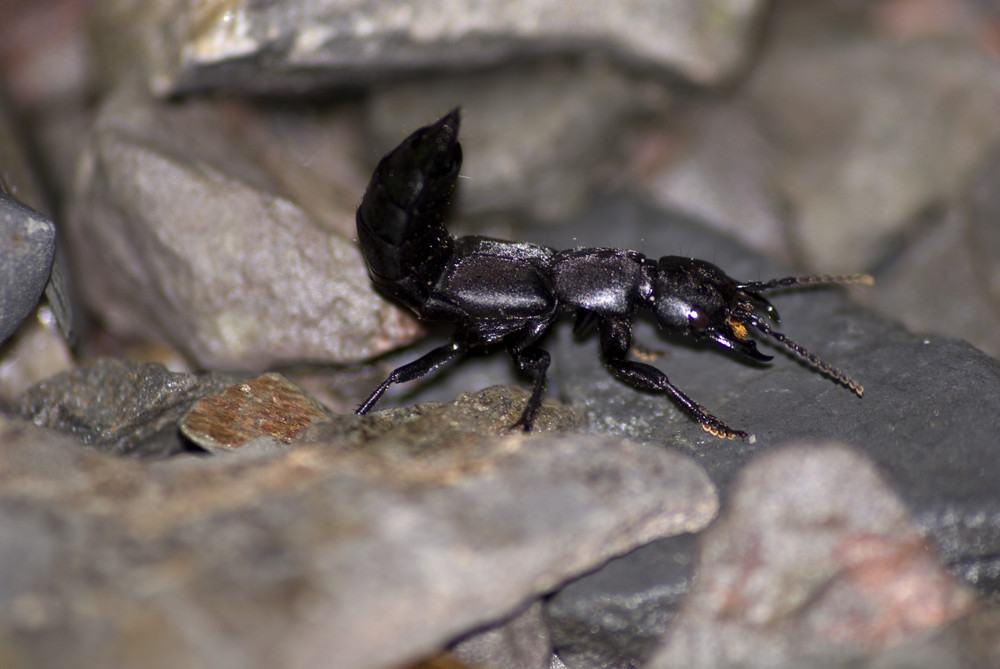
90 0 766 96
0 409 717 669
450 602 552 669
18 357 248 458
649 443 974 669
0 193 55 345
69 89 418 369
743 3 1000 272
364 61 653 224
375 193 1000 669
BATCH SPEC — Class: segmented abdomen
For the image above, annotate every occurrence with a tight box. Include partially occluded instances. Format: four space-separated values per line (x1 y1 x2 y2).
356 109 462 314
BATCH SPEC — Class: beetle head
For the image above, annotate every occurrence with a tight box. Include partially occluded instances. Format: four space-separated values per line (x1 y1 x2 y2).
652 256 773 361
652 256 871 397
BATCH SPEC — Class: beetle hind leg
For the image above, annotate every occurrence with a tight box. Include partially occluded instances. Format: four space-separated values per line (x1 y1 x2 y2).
355 341 465 415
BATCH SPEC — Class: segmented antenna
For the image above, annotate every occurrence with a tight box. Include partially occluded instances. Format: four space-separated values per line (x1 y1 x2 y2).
750 316 864 397
739 273 874 293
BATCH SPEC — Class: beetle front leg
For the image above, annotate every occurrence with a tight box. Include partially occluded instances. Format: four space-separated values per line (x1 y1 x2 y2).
598 317 747 440
356 342 465 415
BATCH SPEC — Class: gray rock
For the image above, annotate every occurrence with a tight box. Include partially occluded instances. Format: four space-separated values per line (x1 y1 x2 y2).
648 444 974 669
451 601 553 669
301 385 580 452
0 192 55 345
640 103 788 261
870 150 1000 358
91 0 766 96
69 89 418 369
526 196 1000 595
18 357 249 458
0 410 717 669
544 534 697 669
0 72 76 348
742 3 1000 272
366 60 653 224
381 193 1000 666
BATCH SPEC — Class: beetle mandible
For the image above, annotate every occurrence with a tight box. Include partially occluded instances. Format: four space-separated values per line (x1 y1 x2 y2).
355 109 871 439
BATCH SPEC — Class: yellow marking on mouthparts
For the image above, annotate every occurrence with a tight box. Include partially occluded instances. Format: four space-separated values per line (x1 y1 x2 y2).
729 318 748 340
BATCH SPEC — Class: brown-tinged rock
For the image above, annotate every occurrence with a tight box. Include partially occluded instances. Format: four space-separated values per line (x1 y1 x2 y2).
181 373 331 453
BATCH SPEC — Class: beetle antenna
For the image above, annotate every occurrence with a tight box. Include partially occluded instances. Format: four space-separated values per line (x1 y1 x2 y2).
750 316 864 397
739 273 873 293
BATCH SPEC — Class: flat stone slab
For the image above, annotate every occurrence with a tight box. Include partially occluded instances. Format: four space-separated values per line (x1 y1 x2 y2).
0 411 717 669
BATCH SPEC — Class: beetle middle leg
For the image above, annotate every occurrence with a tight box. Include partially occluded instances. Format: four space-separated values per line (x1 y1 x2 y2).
504 316 556 431
597 317 747 440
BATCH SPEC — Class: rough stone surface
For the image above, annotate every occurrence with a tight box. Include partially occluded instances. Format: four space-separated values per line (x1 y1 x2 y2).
648 444 975 669
379 193 1000 667
520 196 1000 595
544 534 697 669
69 89 418 369
0 192 55 345
17 357 248 458
871 150 1000 359
0 311 74 403
450 601 552 669
365 60 654 224
180 373 331 453
90 0 766 96
743 3 1000 272
0 70 76 346
0 410 717 669
304 385 579 452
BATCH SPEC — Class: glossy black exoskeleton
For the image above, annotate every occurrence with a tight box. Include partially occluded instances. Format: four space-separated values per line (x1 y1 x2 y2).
355 109 871 439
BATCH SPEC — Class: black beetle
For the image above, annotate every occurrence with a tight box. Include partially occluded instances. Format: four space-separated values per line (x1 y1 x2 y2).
355 109 870 439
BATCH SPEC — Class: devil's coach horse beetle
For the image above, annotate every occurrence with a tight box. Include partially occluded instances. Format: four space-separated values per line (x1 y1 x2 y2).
354 109 871 439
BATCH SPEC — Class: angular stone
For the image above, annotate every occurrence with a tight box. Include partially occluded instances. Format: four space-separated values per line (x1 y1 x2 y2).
649 444 974 669
450 602 552 669
0 412 717 669
544 534 697 669
91 0 767 96
69 89 418 369
870 151 1000 358
302 385 579 452
743 3 1000 272
371 192 1000 669
365 61 654 223
180 373 331 453
0 193 55 345
0 44 77 347
515 195 1000 598
18 358 248 458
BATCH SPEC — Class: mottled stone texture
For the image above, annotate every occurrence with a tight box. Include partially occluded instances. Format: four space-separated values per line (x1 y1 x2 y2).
0 410 717 669
0 193 55 344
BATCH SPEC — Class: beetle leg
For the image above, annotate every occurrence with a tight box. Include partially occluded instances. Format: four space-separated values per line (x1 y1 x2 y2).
505 317 556 431
507 346 551 431
356 341 465 415
598 317 747 440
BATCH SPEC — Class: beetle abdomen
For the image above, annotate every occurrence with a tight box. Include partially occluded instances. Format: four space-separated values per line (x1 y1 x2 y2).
356 109 462 312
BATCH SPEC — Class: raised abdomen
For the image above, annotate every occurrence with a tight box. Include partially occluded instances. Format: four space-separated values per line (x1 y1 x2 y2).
356 109 462 313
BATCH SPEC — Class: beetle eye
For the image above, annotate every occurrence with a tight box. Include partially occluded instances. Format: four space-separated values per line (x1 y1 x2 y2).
687 306 710 331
